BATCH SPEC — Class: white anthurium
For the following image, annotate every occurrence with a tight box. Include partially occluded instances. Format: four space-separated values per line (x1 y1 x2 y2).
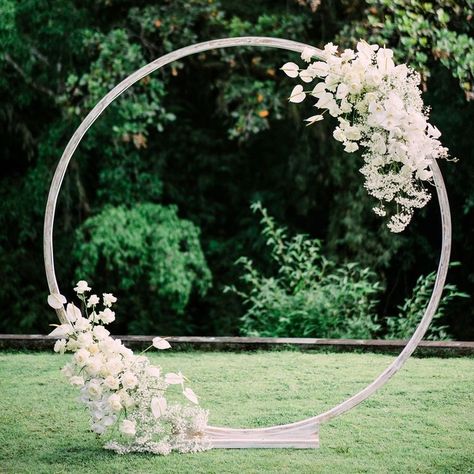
288 85 306 103
311 82 327 97
165 372 184 385
299 68 315 83
48 324 72 338
304 114 324 126
47 293 67 309
280 62 299 78
66 303 81 323
183 387 199 405
151 397 167 418
152 337 171 350
309 61 329 77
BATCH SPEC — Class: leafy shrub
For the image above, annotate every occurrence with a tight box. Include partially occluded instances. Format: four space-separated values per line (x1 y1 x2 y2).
386 265 469 340
73 203 211 333
226 203 381 338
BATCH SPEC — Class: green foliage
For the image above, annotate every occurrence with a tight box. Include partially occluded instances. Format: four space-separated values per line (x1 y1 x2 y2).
73 203 211 332
339 0 474 99
386 265 470 340
227 203 381 338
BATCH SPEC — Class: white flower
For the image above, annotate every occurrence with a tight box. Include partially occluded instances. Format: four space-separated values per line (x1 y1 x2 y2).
309 61 329 77
299 67 316 83
314 91 336 110
301 46 318 62
427 123 441 139
356 41 378 63
104 375 119 390
65 303 81 323
74 317 91 332
288 84 306 103
341 48 356 61
99 308 115 324
333 127 345 142
54 339 67 354
151 397 167 418
102 293 117 307
120 419 136 437
61 363 74 377
323 42 338 56
108 393 122 412
91 422 106 435
304 114 324 126
47 293 67 309
87 294 100 307
74 280 91 294
106 357 123 376
48 324 73 338
344 142 359 153
121 371 138 390
183 387 199 404
69 376 84 387
280 62 299 78
152 337 171 350
74 348 90 366
146 366 161 378
93 325 110 340
311 82 326 97
77 332 94 348
165 372 184 385
85 356 104 376
376 47 395 74
86 380 103 399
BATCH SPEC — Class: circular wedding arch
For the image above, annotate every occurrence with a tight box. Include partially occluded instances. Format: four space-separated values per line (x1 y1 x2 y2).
44 37 452 448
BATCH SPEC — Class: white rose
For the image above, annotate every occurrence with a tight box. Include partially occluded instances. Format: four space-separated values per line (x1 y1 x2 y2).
121 371 138 390
93 326 110 341
104 375 119 390
66 338 79 352
344 141 359 153
74 348 90 366
91 422 106 435
69 376 84 386
120 419 136 437
54 339 67 354
74 280 91 294
74 317 91 332
333 127 345 143
106 357 123 376
87 380 103 399
77 332 94 348
103 293 117 307
108 393 122 412
119 390 135 409
87 294 100 307
61 363 74 377
88 343 100 355
85 356 103 376
99 308 115 324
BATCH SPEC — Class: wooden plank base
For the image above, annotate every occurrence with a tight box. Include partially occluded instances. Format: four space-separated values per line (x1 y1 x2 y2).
206 424 320 449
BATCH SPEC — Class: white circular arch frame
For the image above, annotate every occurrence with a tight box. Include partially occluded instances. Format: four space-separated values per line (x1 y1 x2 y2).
44 37 452 449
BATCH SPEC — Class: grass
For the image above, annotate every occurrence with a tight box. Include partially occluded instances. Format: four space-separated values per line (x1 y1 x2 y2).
0 350 473 474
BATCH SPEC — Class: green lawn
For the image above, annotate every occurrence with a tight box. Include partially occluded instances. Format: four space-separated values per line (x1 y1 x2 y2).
0 351 473 474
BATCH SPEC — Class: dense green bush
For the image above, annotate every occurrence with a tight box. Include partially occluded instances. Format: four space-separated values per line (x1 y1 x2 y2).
73 203 211 333
386 265 469 340
226 204 382 338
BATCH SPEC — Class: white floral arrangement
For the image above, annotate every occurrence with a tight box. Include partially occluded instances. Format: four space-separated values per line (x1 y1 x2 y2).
48 281 210 455
282 41 451 232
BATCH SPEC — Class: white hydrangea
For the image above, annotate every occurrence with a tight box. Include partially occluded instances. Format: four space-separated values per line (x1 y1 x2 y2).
283 40 450 232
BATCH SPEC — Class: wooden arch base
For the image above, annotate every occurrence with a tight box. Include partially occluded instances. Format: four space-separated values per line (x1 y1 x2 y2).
43 37 452 450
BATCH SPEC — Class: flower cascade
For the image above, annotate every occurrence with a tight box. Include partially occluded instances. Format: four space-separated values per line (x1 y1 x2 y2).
282 41 450 232
48 281 210 455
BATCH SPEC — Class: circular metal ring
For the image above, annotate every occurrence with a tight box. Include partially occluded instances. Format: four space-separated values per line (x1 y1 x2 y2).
44 36 451 434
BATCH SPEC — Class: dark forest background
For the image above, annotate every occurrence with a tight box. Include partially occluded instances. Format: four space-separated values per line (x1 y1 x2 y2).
0 0 472 338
